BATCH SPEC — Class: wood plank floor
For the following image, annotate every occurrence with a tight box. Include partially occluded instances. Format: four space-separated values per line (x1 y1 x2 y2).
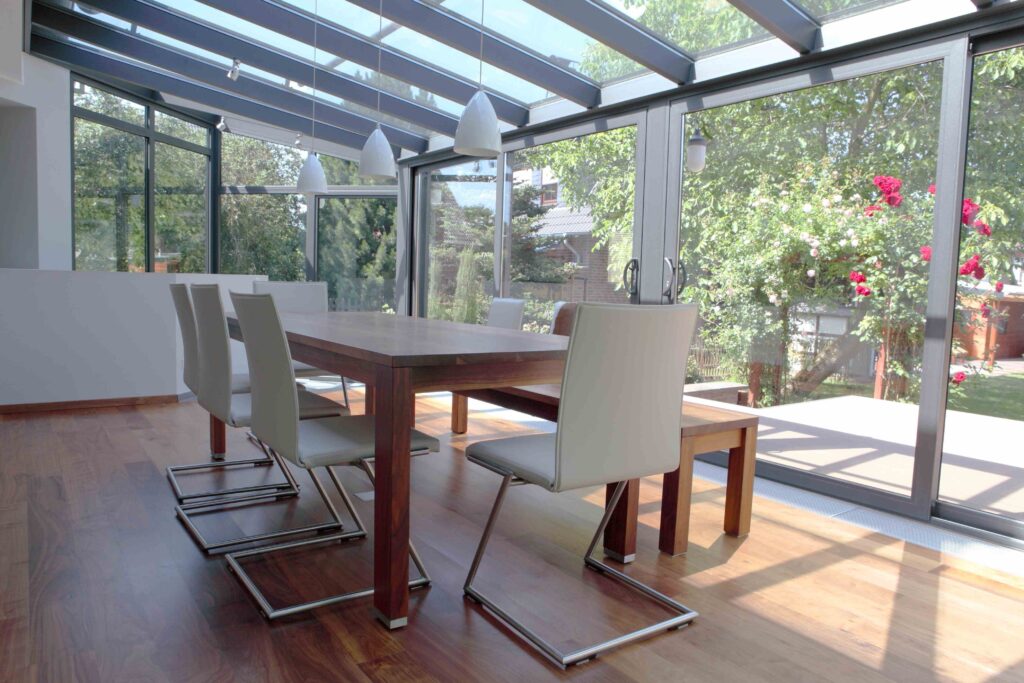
1 388 1023 682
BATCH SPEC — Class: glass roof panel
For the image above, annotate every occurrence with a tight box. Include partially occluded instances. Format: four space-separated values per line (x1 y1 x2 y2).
425 0 644 83
597 0 772 58
275 0 545 104
799 0 910 22
146 0 469 115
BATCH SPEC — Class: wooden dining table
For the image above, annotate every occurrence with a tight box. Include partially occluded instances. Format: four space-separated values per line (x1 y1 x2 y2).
227 311 568 630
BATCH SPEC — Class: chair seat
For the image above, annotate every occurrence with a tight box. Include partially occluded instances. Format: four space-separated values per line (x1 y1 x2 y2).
227 390 345 427
231 373 251 394
297 415 440 468
465 433 557 489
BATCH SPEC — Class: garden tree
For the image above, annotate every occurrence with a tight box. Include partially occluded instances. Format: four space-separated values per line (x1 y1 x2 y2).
218 133 306 281
550 11 1024 407
427 179 563 324
518 128 638 292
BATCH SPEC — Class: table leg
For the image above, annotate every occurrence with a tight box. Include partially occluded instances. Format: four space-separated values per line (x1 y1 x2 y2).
602 479 639 563
209 415 226 459
451 393 468 434
364 385 375 416
659 439 695 555
725 426 756 537
372 365 412 630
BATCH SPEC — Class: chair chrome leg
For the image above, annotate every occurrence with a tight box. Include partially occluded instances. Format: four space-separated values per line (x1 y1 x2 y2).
341 377 350 410
226 459 430 620
463 479 698 668
361 459 431 586
167 432 282 503
175 450 343 554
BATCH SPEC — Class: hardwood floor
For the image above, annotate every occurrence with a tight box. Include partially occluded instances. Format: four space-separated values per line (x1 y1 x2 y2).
1 389 1022 682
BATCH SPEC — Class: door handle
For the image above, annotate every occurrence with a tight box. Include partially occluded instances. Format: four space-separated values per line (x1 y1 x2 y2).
663 257 676 302
622 258 639 297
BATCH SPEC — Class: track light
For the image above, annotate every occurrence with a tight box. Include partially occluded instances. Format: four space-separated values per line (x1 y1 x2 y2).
226 58 241 81
215 116 227 132
295 131 303 148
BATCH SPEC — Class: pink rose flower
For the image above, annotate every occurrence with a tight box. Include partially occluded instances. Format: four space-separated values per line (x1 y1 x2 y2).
974 220 991 236
962 198 980 225
928 183 936 195
951 371 966 385
849 271 867 284
920 245 932 262
995 280 1004 293
855 284 872 297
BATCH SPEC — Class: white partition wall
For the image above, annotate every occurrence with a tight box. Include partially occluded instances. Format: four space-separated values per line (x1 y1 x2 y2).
0 269 264 408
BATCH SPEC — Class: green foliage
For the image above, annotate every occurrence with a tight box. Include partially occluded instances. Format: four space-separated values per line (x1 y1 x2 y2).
317 194 397 311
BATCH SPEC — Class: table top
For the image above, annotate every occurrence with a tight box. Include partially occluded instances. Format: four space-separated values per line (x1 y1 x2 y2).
228 311 568 368
496 384 758 436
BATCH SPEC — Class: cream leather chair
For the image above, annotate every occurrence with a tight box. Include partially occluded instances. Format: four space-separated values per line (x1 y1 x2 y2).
225 291 439 619
175 284 346 554
167 284 270 504
462 303 700 667
253 280 350 407
486 297 526 330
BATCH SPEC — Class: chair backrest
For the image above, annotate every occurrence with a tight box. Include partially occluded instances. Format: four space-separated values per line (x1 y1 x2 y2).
487 297 525 330
230 292 301 465
553 303 698 492
551 302 577 337
253 281 328 313
190 284 235 422
169 284 199 394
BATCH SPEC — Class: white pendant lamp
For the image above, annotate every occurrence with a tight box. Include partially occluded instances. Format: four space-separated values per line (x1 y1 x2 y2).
298 0 328 196
454 0 500 158
361 0 396 180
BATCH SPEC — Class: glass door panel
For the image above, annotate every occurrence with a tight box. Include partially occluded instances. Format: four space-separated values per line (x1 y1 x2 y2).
939 46 1024 525
504 125 640 332
678 61 944 497
421 159 499 324
154 142 208 273
317 196 398 312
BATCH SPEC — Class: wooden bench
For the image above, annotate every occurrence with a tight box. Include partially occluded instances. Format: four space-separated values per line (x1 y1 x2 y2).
452 382 758 557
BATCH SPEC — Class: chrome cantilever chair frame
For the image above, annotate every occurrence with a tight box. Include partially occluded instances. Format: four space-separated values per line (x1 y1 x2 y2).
174 443 343 555
463 459 697 668
166 431 288 503
225 457 431 620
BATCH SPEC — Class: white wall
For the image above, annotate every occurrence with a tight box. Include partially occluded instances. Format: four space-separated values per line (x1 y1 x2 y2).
0 107 38 267
0 54 72 270
0 269 265 407
0 0 22 85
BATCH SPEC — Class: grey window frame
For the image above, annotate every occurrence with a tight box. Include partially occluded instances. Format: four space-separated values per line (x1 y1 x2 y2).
71 75 215 273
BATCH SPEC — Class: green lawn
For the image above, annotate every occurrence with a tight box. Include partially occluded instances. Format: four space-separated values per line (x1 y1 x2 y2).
948 372 1024 421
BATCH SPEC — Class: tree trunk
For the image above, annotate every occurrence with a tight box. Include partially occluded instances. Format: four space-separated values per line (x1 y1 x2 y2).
747 361 763 408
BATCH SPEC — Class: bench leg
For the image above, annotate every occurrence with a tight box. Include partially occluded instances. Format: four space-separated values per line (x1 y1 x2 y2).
602 479 638 563
209 415 226 459
725 426 756 537
659 440 695 556
451 393 469 434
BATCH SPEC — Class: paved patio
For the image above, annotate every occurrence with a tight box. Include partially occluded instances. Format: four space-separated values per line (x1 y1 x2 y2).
753 395 1024 521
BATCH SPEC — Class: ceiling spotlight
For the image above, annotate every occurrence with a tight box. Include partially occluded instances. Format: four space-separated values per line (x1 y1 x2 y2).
295 131 303 148
215 116 227 132
226 58 241 81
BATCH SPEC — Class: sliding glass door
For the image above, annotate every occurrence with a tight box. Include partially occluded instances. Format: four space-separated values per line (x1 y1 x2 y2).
502 123 641 331
317 195 398 312
937 42 1024 537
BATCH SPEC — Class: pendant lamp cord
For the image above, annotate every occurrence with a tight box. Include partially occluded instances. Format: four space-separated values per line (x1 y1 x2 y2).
377 0 383 127
478 0 484 86
311 0 318 153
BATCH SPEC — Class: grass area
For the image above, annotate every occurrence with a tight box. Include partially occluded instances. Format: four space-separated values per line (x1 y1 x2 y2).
948 372 1024 421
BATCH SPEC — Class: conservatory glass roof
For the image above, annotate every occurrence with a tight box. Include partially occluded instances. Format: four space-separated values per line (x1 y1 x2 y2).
29 0 994 157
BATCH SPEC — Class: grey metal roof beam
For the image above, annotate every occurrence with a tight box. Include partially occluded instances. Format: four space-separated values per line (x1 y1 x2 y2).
522 0 694 83
33 2 428 151
193 0 530 125
31 33 388 154
346 0 600 107
728 0 821 54
68 0 457 136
